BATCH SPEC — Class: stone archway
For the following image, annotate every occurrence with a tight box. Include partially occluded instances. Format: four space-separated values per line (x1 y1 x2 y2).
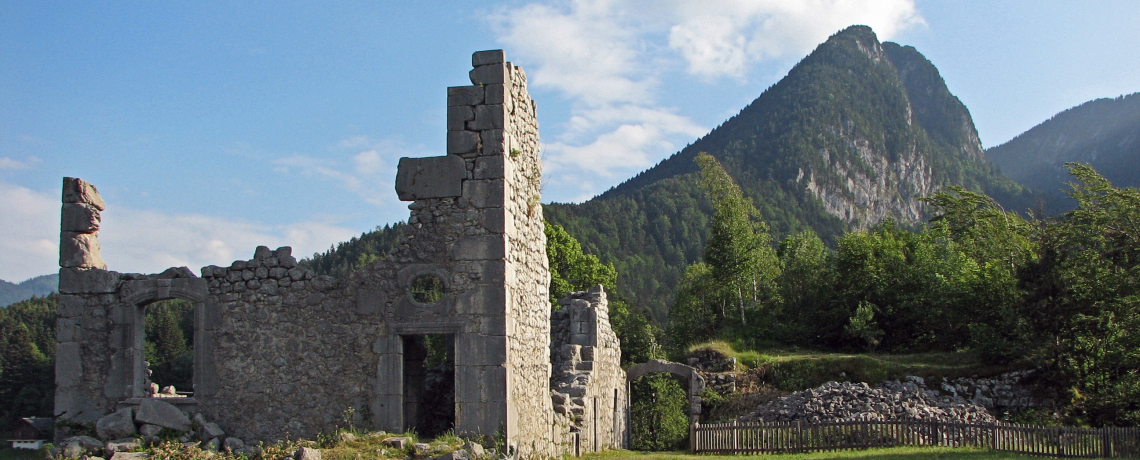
626 359 706 423
118 270 210 399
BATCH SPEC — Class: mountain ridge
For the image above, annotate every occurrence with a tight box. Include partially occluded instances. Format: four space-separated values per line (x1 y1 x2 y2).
0 274 58 307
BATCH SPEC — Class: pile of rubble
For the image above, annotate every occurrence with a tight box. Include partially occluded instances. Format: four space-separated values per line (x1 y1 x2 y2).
54 398 249 459
741 377 997 425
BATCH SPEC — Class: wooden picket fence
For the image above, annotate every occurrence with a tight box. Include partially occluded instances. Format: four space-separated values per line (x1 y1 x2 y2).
692 420 1140 458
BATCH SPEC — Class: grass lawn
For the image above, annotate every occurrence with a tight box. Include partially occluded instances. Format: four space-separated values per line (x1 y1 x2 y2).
585 446 1069 460
0 448 44 460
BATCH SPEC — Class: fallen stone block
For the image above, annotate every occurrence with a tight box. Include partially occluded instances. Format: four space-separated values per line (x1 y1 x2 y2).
294 446 322 460
96 407 136 440
135 398 191 432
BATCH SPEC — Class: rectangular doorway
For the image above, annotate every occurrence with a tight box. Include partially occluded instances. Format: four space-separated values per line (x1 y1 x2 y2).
401 334 455 436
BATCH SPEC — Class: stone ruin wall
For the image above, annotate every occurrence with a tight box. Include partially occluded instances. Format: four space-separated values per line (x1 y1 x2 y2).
56 50 627 457
550 287 627 454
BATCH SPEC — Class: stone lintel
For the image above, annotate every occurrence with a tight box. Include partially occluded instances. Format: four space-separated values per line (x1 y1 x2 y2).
395 155 467 201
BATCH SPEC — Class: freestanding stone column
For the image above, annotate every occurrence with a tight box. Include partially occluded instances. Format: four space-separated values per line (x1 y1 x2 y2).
60 177 107 269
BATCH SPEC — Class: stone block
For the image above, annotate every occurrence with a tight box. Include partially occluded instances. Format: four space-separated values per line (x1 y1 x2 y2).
58 294 86 317
472 49 505 67
294 447 322 460
469 105 505 130
448 105 475 131
480 207 506 234
462 180 504 208
454 284 506 316
201 421 225 439
484 84 505 105
63 177 106 211
110 452 148 460
55 342 82 388
446 130 481 155
139 424 163 437
135 398 192 432
57 318 80 342
463 336 507 366
60 267 119 294
395 155 467 201
452 234 505 260
61 203 101 233
480 129 506 156
60 232 106 269
436 449 470 460
447 86 484 107
470 63 507 85
224 437 245 452
455 365 480 403
473 156 503 180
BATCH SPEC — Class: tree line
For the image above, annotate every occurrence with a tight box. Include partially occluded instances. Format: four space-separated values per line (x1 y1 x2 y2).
665 152 1140 427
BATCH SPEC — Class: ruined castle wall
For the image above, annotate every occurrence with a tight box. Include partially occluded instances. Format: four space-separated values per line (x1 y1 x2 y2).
196 247 377 442
550 287 627 453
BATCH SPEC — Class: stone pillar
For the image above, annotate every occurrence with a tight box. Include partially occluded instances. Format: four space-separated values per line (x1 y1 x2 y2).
60 177 107 269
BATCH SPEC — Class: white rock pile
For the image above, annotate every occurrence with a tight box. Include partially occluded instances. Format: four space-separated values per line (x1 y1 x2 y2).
741 377 997 425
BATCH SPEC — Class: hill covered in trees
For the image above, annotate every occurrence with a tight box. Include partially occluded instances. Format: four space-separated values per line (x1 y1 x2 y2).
0 274 58 307
987 92 1140 212
544 26 1036 320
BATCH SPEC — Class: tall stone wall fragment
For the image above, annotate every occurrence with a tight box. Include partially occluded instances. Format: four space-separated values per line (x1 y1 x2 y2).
60 178 107 270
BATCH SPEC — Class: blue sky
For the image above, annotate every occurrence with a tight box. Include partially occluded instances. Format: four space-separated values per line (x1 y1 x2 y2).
2 0 1138 282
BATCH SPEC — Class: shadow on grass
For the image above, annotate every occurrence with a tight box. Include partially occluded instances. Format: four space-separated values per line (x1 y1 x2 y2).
585 446 1052 460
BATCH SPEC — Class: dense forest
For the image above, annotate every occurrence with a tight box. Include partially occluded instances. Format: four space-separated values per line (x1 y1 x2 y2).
988 92 1140 212
664 153 1140 427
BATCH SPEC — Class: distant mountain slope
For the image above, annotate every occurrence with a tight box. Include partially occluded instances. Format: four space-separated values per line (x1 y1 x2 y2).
302 26 1034 323
0 274 58 307
546 26 1035 321
987 92 1140 209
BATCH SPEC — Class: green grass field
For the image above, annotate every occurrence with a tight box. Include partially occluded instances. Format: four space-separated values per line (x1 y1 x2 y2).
585 446 1069 460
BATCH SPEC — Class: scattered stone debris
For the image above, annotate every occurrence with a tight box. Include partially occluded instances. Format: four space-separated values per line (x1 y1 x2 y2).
742 377 997 425
54 399 250 459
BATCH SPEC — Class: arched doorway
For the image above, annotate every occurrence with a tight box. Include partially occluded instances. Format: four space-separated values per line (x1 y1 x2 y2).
626 360 706 450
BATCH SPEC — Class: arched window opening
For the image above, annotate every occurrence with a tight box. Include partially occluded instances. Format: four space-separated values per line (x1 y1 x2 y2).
143 299 194 397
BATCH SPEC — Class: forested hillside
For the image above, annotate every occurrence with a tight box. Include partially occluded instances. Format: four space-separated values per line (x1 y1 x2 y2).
987 92 1140 211
0 274 58 307
546 26 1035 320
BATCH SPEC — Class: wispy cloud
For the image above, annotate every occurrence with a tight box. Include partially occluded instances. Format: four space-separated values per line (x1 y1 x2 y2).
667 0 925 78
270 136 431 208
489 0 924 202
0 180 359 282
0 156 42 170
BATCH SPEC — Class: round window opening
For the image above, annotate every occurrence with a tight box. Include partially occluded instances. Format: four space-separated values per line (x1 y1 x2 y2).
410 274 445 304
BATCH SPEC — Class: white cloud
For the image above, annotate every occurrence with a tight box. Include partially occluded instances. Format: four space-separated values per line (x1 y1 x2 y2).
667 0 925 78
0 180 358 282
0 156 42 170
490 0 924 202
271 136 430 208
0 181 59 282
